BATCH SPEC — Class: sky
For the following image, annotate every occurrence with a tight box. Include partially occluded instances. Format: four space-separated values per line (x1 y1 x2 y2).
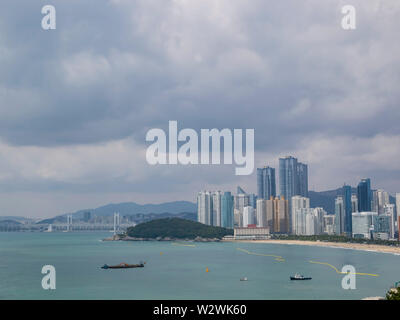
0 0 399 218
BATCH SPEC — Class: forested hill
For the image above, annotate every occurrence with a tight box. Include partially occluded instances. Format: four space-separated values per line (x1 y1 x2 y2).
126 218 233 239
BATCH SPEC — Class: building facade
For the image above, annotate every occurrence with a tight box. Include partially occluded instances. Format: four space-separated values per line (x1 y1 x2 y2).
342 185 352 235
266 197 289 234
335 196 345 235
383 204 396 238
221 192 234 228
357 178 372 212
257 166 276 200
352 212 376 239
291 196 310 235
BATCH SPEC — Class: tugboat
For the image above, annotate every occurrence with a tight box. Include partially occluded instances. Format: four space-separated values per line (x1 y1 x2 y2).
101 262 145 269
290 273 312 280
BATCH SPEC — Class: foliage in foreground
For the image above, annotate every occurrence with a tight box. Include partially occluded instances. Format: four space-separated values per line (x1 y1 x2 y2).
386 286 400 300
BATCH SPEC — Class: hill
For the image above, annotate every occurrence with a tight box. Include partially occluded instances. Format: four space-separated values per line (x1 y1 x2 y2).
126 218 233 239
38 201 197 223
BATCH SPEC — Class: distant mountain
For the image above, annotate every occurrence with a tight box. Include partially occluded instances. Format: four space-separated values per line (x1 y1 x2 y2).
38 201 197 223
0 216 34 223
0 219 22 225
309 189 346 214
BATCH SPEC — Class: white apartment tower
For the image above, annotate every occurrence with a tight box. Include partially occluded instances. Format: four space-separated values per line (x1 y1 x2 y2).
291 196 310 235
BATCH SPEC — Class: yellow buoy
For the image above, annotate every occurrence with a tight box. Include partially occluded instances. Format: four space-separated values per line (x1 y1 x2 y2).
160 252 163 255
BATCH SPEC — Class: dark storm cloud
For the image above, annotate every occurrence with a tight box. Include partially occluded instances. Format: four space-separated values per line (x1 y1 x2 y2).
0 0 399 216
0 0 398 149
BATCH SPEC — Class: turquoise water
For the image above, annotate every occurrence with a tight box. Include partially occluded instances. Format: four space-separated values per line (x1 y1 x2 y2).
0 232 399 300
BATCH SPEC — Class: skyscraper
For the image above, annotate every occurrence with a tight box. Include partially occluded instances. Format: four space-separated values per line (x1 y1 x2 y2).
242 206 255 227
221 192 234 229
234 186 250 227
212 191 222 227
357 178 372 212
335 196 345 235
396 193 400 229
279 156 298 201
279 156 308 199
342 184 352 235
297 162 308 198
383 204 395 238
372 189 390 215
197 191 212 225
279 156 308 232
352 212 376 239
266 197 289 234
291 196 310 234
351 194 358 213
256 199 267 227
257 166 276 200
249 194 258 209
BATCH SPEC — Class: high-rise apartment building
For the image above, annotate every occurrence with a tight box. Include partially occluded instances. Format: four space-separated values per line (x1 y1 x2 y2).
291 196 310 234
293 207 325 236
279 156 308 232
279 156 308 200
221 192 234 229
266 197 289 234
352 212 376 239
212 191 222 227
342 185 352 235
242 206 256 227
197 191 213 225
372 189 390 215
335 196 345 235
351 194 358 213
256 199 267 227
257 166 276 200
396 193 400 225
383 204 396 238
297 162 308 198
198 191 234 228
357 178 372 212
323 215 335 235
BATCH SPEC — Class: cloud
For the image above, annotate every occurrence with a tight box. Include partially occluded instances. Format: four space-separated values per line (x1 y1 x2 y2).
0 0 399 216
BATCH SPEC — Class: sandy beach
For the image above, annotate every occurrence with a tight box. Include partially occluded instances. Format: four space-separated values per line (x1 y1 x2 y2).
226 239 400 255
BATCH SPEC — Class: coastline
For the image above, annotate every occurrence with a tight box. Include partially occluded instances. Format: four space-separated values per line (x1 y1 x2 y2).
223 239 400 255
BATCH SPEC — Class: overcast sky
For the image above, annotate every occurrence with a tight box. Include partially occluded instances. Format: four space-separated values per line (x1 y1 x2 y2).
0 0 399 218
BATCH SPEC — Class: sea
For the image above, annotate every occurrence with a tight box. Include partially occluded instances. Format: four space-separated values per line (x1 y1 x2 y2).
0 232 399 300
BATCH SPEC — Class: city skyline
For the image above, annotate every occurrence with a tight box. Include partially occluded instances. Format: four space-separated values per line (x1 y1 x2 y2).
197 154 399 241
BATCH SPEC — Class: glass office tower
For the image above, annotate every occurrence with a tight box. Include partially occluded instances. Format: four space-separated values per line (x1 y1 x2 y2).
342 184 352 235
257 166 276 200
221 192 234 228
357 178 372 212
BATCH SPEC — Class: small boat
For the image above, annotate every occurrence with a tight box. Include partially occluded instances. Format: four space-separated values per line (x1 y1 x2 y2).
101 262 145 269
290 273 312 280
240 277 248 281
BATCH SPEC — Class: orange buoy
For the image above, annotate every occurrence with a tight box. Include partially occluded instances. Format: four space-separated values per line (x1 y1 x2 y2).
206 267 209 272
